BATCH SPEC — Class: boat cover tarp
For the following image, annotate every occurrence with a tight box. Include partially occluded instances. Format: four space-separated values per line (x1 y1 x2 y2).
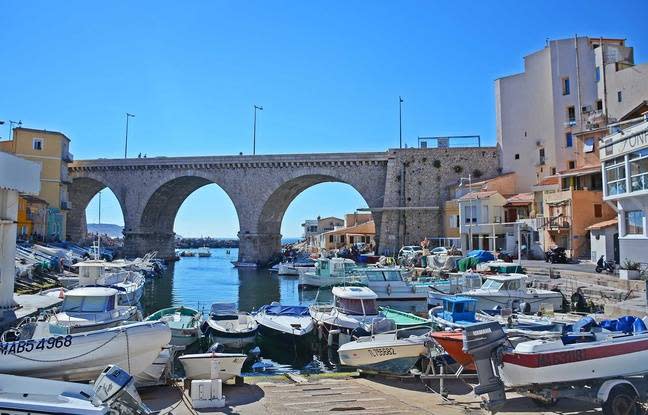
600 315 647 334
466 250 496 262
458 257 479 272
262 305 310 316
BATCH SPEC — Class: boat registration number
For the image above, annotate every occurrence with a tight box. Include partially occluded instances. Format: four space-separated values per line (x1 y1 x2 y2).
0 335 73 355
367 347 396 358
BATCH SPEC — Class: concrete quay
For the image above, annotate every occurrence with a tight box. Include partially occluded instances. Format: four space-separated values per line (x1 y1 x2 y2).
140 374 598 414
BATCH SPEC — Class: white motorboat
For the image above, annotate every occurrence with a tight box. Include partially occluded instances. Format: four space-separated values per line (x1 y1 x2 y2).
179 352 247 381
277 262 299 276
197 246 212 257
337 327 435 375
135 346 175 387
299 257 357 288
71 259 145 305
277 258 315 276
253 302 314 338
0 365 150 414
201 303 258 348
357 268 426 301
0 321 171 382
310 286 395 346
460 274 564 313
49 287 141 333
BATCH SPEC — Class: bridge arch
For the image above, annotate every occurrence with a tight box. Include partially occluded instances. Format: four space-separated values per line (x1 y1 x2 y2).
68 176 128 242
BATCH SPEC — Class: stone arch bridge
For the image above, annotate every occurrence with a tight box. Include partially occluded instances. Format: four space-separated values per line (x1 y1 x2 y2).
67 148 500 265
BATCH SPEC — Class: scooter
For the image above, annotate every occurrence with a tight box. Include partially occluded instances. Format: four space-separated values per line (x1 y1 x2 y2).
595 255 615 274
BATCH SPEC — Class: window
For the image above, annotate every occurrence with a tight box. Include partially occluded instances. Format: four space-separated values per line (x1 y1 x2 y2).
618 91 623 102
464 205 477 223
514 154 520 160
605 156 626 195
329 235 334 243
565 133 573 148
567 106 576 122
584 137 595 153
594 204 602 218
597 99 603 111
551 167 557 175
625 210 645 235
630 148 648 192
33 138 43 151
568 160 576 170
562 77 570 95
595 66 601 82
539 148 545 165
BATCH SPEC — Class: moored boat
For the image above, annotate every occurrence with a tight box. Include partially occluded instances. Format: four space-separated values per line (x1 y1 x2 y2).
299 257 357 288
356 268 426 301
197 247 211 257
48 287 141 333
201 303 258 348
310 286 395 346
379 306 430 330
253 303 314 338
145 306 202 347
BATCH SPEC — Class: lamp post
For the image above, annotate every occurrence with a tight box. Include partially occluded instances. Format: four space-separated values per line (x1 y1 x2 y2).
253 105 263 155
399 96 404 148
124 113 135 158
9 120 22 140
459 174 473 251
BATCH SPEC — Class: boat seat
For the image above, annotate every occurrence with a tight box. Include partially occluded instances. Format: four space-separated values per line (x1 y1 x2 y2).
561 332 596 345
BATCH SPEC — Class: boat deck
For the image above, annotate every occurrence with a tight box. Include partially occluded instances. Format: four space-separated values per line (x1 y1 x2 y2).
139 374 599 414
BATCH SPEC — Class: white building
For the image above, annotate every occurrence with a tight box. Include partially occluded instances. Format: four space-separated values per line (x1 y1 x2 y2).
458 190 507 251
496 37 647 193
600 119 648 265
0 152 41 314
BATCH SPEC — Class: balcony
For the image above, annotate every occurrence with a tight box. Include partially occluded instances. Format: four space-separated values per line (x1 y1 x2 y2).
544 189 572 205
62 151 74 163
544 215 571 231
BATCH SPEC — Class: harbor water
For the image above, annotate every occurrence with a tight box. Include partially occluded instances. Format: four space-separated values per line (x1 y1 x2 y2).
141 248 339 375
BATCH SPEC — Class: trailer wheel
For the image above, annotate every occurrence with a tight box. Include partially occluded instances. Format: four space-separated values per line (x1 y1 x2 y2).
602 385 640 415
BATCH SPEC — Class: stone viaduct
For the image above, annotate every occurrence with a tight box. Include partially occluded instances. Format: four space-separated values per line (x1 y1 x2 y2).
67 147 501 265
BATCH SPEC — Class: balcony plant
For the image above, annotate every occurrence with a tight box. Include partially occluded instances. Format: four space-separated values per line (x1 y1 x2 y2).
619 258 641 280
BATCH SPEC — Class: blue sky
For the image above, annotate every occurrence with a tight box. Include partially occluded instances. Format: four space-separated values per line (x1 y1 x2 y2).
2 1 647 237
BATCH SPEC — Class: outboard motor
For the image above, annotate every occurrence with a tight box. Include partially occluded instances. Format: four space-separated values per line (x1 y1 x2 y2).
93 365 151 414
462 322 508 412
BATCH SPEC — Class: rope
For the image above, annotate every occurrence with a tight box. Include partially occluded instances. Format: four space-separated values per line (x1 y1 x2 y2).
12 331 121 362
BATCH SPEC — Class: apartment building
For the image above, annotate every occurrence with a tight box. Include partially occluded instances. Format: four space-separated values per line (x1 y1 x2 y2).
0 127 73 240
496 36 640 193
600 119 648 265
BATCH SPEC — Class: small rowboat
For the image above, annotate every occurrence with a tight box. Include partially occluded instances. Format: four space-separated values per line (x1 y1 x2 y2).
379 306 430 328
145 306 202 347
429 330 475 370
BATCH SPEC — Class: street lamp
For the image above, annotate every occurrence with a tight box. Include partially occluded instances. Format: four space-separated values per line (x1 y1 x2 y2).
9 120 22 140
399 96 404 148
253 105 263 155
124 113 135 158
459 174 473 251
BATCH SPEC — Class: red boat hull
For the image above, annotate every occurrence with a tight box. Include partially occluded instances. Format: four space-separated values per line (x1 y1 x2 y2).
430 331 475 370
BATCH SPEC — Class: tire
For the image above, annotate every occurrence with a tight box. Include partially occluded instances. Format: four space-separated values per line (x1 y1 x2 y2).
602 385 641 415
596 266 603 273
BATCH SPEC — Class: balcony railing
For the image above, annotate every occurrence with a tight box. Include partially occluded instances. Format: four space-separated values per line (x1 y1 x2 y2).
62 152 74 163
544 215 571 230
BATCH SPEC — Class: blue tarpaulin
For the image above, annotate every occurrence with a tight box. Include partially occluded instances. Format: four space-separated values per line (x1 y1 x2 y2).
262 305 310 316
465 250 496 262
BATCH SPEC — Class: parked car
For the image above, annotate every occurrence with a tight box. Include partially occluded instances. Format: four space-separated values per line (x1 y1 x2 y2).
398 245 423 258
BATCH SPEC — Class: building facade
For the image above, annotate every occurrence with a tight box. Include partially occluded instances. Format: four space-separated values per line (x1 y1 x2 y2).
601 119 648 265
0 152 41 313
0 127 73 241
496 37 643 193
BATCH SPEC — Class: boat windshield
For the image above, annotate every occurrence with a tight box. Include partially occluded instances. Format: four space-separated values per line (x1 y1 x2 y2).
62 295 114 313
481 279 504 291
503 279 521 290
383 270 402 282
335 298 377 315
364 271 385 281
